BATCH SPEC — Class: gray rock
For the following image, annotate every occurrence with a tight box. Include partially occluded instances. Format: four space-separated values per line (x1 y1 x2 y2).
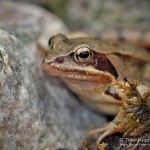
0 1 68 46
0 1 106 150
0 29 42 150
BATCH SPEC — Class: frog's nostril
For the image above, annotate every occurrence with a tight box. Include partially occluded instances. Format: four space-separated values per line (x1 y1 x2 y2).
55 57 64 63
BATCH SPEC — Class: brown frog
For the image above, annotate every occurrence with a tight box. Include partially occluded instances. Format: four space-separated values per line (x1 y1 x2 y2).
42 33 150 115
41 33 150 144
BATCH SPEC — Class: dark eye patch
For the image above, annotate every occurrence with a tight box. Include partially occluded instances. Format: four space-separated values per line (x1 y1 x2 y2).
93 53 118 78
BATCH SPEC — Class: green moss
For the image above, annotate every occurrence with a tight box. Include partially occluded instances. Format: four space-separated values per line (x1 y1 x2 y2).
41 0 69 19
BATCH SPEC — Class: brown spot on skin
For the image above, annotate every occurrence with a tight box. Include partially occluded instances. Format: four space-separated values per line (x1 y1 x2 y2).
105 88 122 101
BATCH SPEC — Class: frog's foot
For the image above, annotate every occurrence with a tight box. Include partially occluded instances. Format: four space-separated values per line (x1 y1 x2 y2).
87 121 118 144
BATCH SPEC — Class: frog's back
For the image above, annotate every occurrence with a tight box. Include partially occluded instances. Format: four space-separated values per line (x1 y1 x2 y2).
95 40 150 85
71 37 150 62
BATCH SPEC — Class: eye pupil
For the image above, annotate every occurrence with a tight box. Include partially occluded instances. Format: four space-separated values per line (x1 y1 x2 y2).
79 51 89 58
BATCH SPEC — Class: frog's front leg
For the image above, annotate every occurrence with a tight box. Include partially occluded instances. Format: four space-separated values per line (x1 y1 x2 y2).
87 111 123 144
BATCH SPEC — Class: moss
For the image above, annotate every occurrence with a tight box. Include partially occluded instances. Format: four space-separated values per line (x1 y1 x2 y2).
41 0 69 19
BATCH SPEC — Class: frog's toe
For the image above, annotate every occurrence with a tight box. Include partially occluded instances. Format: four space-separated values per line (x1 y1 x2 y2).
96 129 115 144
87 125 108 137
87 121 117 143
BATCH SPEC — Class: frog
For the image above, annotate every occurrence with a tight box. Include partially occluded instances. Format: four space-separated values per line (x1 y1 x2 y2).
42 33 150 114
41 33 150 144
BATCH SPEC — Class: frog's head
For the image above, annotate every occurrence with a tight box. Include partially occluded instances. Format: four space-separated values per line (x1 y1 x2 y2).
42 33 118 83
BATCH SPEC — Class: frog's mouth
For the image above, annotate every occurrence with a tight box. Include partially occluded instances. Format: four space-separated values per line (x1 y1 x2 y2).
42 61 115 84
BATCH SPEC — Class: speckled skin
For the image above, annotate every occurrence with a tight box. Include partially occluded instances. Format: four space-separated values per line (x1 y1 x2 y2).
42 33 150 115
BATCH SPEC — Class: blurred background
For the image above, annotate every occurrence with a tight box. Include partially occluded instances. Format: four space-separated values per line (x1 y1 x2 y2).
10 0 150 32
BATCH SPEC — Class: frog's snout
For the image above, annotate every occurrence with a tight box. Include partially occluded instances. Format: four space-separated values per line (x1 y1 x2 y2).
43 56 64 65
42 56 65 76
42 56 65 74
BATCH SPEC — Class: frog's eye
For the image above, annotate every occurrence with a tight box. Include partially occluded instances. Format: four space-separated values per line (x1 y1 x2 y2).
75 46 93 63
48 37 53 49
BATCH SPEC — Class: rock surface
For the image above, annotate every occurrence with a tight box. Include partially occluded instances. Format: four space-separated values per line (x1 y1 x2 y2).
0 1 106 150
